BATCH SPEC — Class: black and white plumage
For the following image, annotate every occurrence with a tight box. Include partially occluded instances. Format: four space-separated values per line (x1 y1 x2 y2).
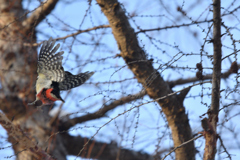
29 37 94 105
36 37 65 94
59 71 94 90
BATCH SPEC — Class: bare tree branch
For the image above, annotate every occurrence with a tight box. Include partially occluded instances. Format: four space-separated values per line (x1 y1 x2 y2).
59 63 238 131
23 25 110 47
96 0 195 159
22 0 59 32
168 66 236 87
61 133 153 160
59 90 146 130
203 0 222 159
161 135 203 160
136 19 213 34
0 112 55 160
218 135 232 160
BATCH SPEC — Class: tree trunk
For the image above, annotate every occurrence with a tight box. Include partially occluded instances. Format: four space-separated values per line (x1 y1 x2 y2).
0 1 155 159
203 0 222 159
0 1 67 159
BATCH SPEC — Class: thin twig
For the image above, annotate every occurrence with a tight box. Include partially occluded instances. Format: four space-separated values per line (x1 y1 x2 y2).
218 135 232 160
23 25 110 47
74 81 210 158
136 19 213 34
161 135 203 160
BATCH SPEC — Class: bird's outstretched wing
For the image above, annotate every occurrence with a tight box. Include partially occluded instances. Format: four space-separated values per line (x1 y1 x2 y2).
37 37 65 82
59 71 94 90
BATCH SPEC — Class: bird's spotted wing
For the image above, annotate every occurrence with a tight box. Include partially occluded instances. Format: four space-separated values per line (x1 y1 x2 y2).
58 71 94 90
37 37 65 82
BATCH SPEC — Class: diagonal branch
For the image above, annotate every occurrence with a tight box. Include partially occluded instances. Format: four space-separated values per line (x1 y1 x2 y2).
136 19 213 34
22 0 59 32
59 65 237 131
23 25 110 47
161 135 203 160
217 135 232 160
59 91 146 131
61 133 153 160
96 0 195 159
168 66 235 87
0 112 55 160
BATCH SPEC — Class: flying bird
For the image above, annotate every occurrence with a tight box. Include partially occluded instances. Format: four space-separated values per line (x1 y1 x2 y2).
28 38 94 105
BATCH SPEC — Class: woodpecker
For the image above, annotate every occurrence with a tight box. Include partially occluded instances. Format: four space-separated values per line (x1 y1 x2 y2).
28 37 94 105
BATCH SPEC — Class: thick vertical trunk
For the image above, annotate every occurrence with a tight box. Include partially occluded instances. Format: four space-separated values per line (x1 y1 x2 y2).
0 0 37 116
203 0 222 159
0 1 52 159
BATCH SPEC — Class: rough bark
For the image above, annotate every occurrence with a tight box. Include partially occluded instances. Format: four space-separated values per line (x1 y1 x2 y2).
0 1 154 159
203 0 222 159
0 0 65 159
0 1 44 159
62 133 153 160
0 112 55 160
0 0 37 118
96 0 195 159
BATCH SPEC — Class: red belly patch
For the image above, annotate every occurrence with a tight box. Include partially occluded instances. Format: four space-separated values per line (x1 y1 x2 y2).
36 88 58 104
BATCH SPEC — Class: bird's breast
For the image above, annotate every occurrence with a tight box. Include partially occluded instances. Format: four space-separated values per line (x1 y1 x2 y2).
36 73 52 94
